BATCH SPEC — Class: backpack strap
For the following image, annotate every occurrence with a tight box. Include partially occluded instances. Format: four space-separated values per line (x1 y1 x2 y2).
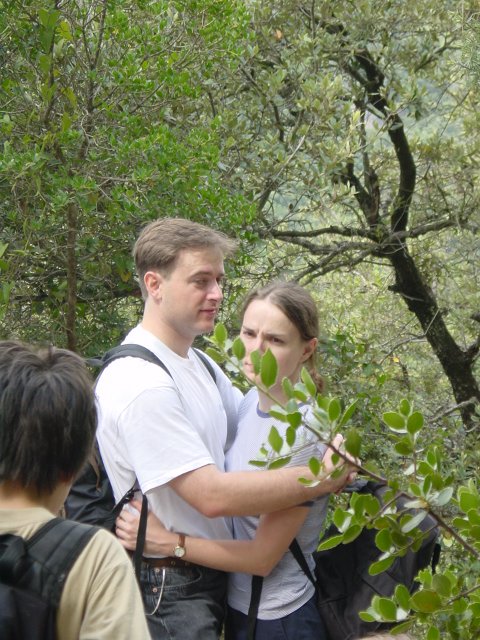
289 538 317 588
192 348 216 382
87 344 172 376
247 574 264 640
25 518 99 605
89 343 216 383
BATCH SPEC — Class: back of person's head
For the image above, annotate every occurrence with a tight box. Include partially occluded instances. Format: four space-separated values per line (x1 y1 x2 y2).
133 217 238 299
242 280 324 392
0 341 97 495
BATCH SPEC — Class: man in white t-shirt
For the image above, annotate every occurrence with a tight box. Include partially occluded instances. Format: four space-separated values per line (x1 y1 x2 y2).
96 217 355 640
0 341 151 640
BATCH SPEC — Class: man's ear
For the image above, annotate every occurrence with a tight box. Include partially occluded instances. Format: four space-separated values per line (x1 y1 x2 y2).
144 271 163 300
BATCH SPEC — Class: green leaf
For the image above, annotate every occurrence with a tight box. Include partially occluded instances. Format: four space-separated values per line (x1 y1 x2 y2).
375 528 393 553
394 438 413 456
250 350 261 374
369 554 395 575
282 377 295 399
410 589 442 613
308 457 321 476
432 574 452 598
452 597 468 614
383 412 407 432
285 426 296 447
333 508 352 531
232 336 245 360
248 460 268 468
342 524 362 544
458 489 479 513
399 399 411 416
375 597 398 622
268 456 291 469
431 486 453 507
400 510 428 533
318 533 344 551
213 322 228 346
286 412 302 428
328 398 341 422
394 583 411 611
39 8 60 28
301 367 317 397
260 349 278 388
426 627 441 640
345 428 361 458
205 347 224 363
338 399 358 427
406 411 424 434
268 426 283 453
269 407 289 422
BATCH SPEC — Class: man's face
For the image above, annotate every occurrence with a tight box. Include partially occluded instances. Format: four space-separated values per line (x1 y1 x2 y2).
155 247 225 344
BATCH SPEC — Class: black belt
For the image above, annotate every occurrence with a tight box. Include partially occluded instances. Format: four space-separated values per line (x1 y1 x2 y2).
142 556 193 569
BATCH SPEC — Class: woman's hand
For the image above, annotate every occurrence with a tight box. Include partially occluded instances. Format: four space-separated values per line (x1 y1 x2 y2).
115 499 177 555
322 434 360 492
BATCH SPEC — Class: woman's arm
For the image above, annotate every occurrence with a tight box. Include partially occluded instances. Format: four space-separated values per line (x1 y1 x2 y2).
116 500 311 577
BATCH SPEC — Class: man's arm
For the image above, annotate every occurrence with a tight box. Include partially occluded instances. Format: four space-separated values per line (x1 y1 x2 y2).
170 435 356 518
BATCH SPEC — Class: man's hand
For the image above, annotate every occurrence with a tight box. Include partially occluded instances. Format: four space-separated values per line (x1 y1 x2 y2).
115 499 176 556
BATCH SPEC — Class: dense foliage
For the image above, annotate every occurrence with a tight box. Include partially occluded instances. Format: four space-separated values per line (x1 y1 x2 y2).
1 3 479 637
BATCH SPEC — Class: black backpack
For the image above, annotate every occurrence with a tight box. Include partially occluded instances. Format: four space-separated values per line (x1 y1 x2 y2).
64 344 216 577
0 517 98 640
248 481 441 640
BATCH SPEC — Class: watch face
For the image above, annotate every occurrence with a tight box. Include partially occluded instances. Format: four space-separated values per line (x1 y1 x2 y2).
174 546 185 558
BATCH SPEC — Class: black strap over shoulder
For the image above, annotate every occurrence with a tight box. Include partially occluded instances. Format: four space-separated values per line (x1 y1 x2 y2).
193 348 216 382
87 343 216 383
86 344 171 376
7 518 98 605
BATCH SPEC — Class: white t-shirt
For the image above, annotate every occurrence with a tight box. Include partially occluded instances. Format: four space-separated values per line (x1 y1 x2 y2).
226 388 330 619
95 325 242 545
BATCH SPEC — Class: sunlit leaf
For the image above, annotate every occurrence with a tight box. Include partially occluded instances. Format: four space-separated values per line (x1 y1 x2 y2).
345 428 361 458
383 412 407 432
410 589 442 613
232 336 245 360
407 411 423 434
260 349 278 388
328 398 341 422
213 322 228 345
268 426 283 453
301 367 317 397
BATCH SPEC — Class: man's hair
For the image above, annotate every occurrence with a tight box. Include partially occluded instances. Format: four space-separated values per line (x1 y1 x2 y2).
242 280 324 392
133 217 238 299
0 341 97 495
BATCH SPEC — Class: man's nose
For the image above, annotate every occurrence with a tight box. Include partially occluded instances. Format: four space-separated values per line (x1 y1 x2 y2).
208 281 223 301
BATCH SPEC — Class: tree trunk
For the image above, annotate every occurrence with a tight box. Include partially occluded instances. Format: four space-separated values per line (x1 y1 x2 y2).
383 237 480 428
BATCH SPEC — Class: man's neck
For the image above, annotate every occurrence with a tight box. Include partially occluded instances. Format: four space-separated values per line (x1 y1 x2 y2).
141 314 193 358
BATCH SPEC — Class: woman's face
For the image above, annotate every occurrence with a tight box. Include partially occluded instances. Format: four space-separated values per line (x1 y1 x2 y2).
240 298 317 394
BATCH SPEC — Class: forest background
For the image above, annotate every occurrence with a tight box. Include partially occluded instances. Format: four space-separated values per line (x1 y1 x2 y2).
1 1 479 638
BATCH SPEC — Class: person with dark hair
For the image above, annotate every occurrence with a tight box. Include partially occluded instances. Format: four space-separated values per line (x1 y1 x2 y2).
0 341 150 639
96 218 356 640
116 281 342 640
